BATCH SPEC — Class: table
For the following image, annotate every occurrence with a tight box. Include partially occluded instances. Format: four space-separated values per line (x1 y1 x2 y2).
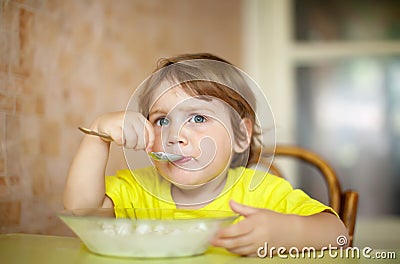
0 233 398 263
355 216 400 249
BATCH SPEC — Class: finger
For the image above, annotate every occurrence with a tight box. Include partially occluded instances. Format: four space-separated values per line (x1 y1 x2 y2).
229 200 260 217
132 119 152 151
132 122 147 150
143 119 154 152
216 219 253 238
123 124 138 149
226 244 258 256
212 233 253 250
107 127 124 146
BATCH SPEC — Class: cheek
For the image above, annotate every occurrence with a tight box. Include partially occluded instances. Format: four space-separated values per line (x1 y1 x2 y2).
199 130 233 160
212 126 234 146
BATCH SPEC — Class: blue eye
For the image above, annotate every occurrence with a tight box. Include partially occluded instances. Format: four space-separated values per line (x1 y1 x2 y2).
156 118 169 126
190 115 206 123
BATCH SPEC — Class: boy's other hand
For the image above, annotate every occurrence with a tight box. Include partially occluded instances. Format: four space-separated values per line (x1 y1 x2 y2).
211 200 284 256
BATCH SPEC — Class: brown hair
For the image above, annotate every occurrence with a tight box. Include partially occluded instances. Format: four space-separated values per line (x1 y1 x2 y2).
138 53 261 167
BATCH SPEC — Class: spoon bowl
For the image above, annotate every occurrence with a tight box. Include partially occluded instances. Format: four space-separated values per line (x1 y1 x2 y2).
148 152 184 162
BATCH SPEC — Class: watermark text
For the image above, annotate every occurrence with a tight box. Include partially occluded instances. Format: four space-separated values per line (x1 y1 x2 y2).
257 235 397 260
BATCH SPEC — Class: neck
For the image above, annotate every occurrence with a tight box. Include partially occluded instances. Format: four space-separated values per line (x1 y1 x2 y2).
172 172 228 209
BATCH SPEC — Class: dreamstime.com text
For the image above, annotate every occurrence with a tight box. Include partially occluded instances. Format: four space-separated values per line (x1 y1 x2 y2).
257 235 397 260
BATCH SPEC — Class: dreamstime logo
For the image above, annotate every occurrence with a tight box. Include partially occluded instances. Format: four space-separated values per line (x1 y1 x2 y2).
257 235 397 260
336 234 348 246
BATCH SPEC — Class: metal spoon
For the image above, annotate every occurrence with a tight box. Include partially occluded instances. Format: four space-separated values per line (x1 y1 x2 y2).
148 152 184 162
78 127 183 162
78 127 113 142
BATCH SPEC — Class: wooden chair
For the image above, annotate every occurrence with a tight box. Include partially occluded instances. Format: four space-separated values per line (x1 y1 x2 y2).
258 145 358 246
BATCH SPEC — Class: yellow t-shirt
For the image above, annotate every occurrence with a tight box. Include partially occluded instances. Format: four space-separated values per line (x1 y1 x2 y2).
105 166 336 218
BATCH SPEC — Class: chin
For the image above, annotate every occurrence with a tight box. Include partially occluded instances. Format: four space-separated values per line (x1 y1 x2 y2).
166 177 206 189
156 167 207 186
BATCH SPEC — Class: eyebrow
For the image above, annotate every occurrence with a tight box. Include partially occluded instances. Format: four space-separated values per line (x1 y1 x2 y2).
148 109 166 120
148 101 218 119
180 104 217 114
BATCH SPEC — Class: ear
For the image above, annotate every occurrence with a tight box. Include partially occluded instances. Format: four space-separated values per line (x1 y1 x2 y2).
233 117 253 153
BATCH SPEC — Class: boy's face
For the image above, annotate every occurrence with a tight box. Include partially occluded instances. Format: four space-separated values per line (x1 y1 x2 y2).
148 87 244 188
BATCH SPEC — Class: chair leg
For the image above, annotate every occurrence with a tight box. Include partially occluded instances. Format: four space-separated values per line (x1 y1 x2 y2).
341 190 359 246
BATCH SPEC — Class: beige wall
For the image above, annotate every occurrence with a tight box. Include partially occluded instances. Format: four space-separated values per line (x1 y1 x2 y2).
0 0 243 235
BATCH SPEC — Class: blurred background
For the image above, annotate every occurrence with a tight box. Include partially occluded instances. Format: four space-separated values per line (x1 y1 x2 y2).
0 0 399 248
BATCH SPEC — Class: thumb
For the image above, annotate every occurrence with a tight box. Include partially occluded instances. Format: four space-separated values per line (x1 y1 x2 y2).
229 200 259 217
144 119 154 153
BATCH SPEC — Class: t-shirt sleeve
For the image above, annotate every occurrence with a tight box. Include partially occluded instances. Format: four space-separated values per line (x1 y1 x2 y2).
104 167 174 211
263 175 338 217
278 188 337 216
105 170 137 208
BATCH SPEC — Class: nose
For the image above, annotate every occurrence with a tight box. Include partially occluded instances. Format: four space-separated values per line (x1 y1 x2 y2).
164 123 188 146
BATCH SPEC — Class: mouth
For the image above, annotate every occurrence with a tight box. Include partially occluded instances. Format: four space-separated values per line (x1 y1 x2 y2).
171 156 193 164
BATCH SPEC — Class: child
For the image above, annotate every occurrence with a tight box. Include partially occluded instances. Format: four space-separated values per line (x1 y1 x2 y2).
63 53 348 256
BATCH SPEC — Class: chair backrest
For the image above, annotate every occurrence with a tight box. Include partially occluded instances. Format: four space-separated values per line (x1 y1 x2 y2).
258 145 358 246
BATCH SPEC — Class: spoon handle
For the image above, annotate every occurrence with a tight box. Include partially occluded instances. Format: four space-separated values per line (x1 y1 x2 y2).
78 127 114 142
